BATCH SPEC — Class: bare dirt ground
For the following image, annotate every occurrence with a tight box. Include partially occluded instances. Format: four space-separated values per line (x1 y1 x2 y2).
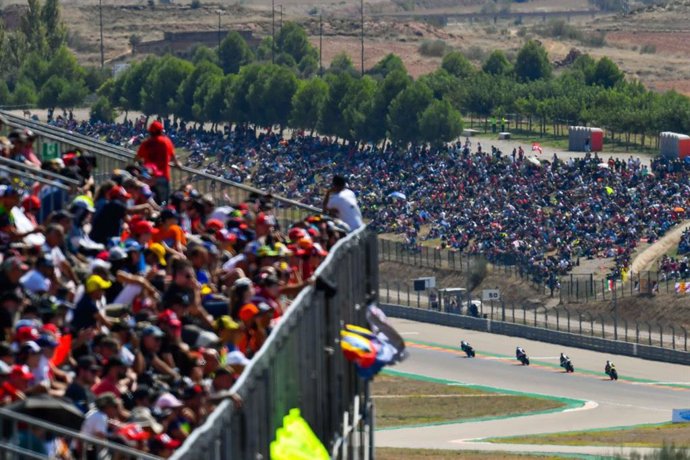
4 0 690 93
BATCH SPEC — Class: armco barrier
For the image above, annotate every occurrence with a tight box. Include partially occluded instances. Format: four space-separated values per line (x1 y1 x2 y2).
171 227 378 460
381 303 690 366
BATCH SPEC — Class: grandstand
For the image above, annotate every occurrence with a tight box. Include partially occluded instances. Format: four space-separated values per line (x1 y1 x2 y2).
0 112 376 459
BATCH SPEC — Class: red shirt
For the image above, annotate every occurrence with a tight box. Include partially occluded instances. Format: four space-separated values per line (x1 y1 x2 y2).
136 134 175 181
92 377 121 398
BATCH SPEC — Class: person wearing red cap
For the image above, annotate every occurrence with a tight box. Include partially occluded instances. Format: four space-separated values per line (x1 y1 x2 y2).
136 121 181 204
20 195 40 227
1 364 33 402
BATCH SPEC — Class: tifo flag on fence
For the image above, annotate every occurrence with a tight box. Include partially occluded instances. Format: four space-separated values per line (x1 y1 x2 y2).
674 282 690 294
608 279 615 292
532 142 543 154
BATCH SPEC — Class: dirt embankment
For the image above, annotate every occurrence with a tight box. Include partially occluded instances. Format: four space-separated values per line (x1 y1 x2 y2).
631 220 690 273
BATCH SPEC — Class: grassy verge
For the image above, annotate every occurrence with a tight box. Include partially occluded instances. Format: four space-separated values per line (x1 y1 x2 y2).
373 373 567 429
376 448 571 459
487 423 690 448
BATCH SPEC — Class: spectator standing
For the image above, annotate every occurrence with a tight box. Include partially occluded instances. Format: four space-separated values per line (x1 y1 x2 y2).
136 121 181 204
323 175 363 232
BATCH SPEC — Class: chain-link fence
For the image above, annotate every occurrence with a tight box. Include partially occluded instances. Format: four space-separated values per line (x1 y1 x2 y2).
382 283 689 352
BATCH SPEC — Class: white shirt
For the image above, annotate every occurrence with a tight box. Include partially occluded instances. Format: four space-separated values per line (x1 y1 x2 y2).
81 409 108 437
327 189 363 231
222 253 246 272
20 269 51 294
42 244 67 280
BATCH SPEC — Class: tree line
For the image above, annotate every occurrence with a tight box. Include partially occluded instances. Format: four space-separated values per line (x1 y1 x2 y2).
100 23 690 147
4 6 690 148
0 0 108 110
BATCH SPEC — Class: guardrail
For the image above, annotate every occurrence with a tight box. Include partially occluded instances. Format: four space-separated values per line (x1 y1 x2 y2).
381 303 690 366
171 226 377 460
0 111 320 228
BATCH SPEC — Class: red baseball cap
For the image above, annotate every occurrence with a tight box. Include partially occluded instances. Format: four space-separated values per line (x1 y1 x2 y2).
148 121 164 135
21 195 40 210
131 220 154 235
107 185 131 201
157 309 182 328
215 229 237 244
205 219 224 232
15 326 39 343
10 364 33 380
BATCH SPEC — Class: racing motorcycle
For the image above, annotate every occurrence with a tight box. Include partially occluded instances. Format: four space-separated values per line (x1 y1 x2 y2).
605 362 618 380
460 340 475 358
516 347 530 366
560 355 575 373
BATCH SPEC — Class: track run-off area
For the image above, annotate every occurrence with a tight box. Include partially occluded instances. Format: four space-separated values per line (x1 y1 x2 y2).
375 318 690 457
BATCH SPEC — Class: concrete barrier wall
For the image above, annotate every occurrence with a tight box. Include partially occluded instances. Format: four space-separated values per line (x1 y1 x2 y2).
382 303 690 366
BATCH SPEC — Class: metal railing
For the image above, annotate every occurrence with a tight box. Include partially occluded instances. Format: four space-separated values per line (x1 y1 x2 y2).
0 156 81 188
0 406 162 460
377 238 548 293
172 226 377 460
1 164 74 222
0 111 320 228
557 271 690 303
381 279 689 352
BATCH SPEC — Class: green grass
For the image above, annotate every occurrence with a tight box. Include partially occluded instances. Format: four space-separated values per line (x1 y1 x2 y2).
486 423 690 448
373 373 567 429
376 448 574 459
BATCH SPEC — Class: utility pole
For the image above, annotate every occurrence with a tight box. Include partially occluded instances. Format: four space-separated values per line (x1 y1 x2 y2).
319 13 323 75
360 0 364 76
217 10 222 50
99 0 104 68
271 0 276 64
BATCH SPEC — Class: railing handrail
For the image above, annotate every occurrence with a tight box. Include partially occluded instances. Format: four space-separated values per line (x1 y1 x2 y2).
0 407 162 460
0 111 320 214
0 156 81 187
4 165 71 191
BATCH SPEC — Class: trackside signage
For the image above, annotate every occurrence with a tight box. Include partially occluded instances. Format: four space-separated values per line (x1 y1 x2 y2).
672 409 690 423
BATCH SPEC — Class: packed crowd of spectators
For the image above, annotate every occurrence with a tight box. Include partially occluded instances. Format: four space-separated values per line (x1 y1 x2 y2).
42 114 690 283
0 115 357 458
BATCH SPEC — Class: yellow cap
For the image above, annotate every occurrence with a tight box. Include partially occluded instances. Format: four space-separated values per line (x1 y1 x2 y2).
215 315 240 332
148 243 167 266
85 274 112 293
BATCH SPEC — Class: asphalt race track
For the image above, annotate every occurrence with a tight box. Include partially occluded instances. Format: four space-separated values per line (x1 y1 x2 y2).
375 318 690 456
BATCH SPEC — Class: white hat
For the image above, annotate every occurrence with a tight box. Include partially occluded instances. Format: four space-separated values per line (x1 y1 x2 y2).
90 259 112 272
155 392 184 410
226 350 250 367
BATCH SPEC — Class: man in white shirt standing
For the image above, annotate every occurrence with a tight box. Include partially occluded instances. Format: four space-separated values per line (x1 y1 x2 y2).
323 175 363 232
